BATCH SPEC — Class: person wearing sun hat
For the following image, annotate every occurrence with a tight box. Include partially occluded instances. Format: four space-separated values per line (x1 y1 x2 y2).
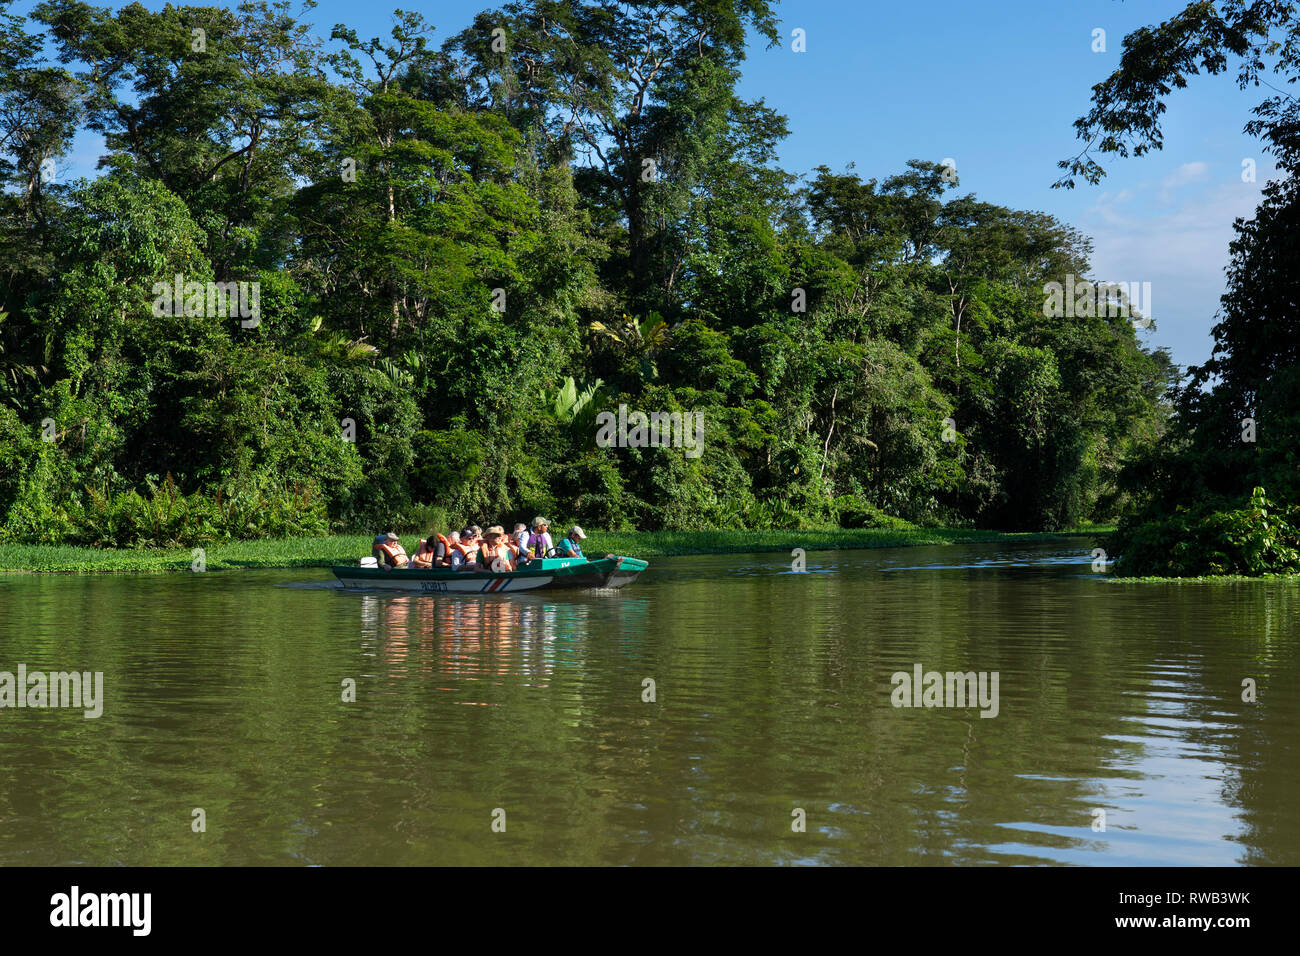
477 525 515 571
557 525 586 558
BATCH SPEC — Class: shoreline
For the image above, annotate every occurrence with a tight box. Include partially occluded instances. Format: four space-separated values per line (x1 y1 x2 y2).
0 527 1109 574
1108 573 1300 584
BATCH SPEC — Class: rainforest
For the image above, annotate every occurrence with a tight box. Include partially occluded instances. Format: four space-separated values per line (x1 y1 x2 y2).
1 0 1297 579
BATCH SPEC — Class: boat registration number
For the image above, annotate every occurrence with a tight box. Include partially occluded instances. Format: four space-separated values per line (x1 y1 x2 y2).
419 581 449 592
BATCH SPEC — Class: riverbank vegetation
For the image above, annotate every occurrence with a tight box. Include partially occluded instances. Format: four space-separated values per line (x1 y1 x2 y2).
3 1 1296 579
0 526 1107 573
0 0 1170 552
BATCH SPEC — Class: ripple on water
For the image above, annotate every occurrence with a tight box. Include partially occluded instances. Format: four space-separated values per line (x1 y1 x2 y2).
0 543 1296 864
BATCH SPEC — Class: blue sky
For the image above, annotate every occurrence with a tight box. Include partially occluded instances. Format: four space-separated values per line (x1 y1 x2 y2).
28 0 1280 370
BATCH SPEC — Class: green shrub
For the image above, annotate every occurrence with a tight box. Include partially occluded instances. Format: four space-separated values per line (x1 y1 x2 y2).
1112 487 1300 576
6 474 332 548
831 495 916 531
395 503 451 537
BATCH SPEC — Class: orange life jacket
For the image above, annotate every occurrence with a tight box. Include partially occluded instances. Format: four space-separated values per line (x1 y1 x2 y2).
480 543 512 571
375 542 409 567
410 540 434 568
424 533 452 565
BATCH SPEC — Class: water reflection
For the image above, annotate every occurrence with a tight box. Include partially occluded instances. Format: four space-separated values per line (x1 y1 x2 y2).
0 544 1296 865
351 592 614 694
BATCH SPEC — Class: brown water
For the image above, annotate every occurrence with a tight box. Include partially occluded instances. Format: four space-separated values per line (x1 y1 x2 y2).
0 540 1296 865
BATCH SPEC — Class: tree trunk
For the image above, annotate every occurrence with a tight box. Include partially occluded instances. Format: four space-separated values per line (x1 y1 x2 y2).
819 386 838 483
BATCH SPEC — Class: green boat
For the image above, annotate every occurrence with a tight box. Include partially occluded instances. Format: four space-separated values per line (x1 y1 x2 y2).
332 554 649 593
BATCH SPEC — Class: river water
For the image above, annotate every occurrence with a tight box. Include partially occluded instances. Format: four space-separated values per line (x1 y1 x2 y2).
1 540 1296 865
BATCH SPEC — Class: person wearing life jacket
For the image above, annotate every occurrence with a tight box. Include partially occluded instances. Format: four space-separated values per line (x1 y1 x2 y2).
478 526 515 572
453 527 480 569
503 532 524 565
409 537 435 569
373 532 409 570
512 523 533 564
526 517 554 558
432 530 458 567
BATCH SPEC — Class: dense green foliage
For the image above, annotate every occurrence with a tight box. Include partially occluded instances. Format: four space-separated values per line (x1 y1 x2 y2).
1060 1 1300 575
1116 487 1300 577
1 0 1171 548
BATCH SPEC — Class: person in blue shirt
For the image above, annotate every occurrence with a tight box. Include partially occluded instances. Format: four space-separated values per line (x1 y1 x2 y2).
556 526 586 558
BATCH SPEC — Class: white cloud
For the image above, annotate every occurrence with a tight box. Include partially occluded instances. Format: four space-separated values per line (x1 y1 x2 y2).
1082 170 1269 369
1156 161 1210 204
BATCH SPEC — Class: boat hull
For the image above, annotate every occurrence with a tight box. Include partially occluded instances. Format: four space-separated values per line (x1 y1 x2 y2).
331 555 648 593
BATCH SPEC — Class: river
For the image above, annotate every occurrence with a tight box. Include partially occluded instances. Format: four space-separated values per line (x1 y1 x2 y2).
1 540 1296 865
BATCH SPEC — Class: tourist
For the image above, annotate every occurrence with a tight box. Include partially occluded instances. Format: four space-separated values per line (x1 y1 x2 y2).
433 530 460 567
374 532 409 570
512 523 532 563
453 527 479 569
409 537 435 568
478 526 515 571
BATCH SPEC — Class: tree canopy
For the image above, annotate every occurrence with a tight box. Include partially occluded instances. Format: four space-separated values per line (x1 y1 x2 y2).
1056 0 1300 574
0 0 1173 547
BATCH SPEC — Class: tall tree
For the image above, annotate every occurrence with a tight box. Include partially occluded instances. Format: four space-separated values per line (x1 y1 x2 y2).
1062 1 1300 570
35 0 338 275
450 0 781 314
